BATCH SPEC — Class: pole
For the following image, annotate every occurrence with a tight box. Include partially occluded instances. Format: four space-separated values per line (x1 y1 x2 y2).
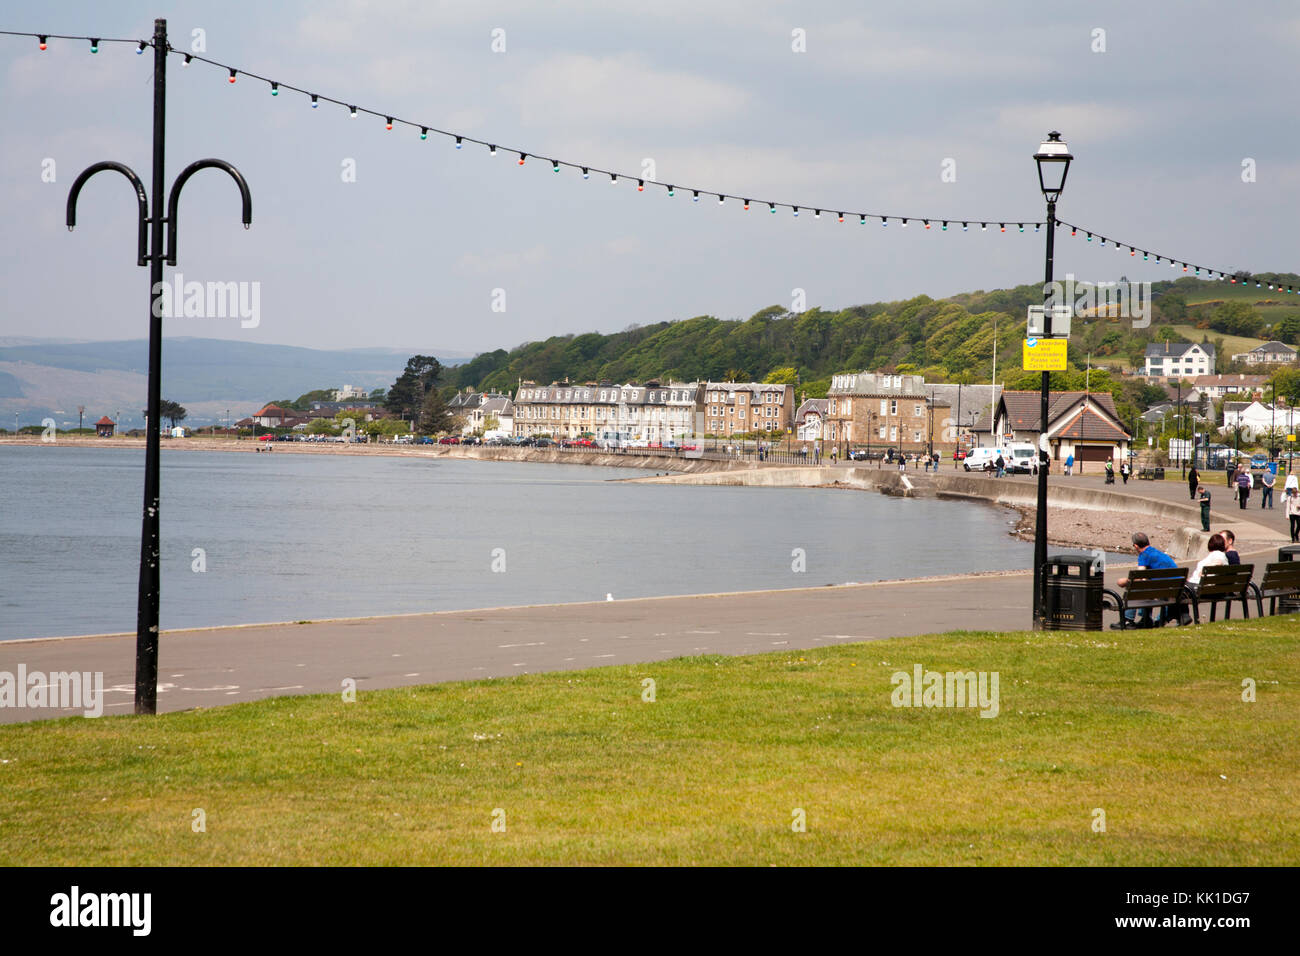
1032 200 1055 629
134 18 168 715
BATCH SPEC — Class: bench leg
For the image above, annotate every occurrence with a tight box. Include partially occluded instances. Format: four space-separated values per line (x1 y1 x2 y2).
1210 601 1218 622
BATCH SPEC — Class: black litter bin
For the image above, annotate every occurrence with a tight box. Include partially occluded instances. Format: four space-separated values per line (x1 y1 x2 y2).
1042 555 1104 630
1154 467 1165 480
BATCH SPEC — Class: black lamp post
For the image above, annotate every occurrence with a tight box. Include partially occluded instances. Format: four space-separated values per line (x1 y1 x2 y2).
65 19 252 715
1031 131 1073 629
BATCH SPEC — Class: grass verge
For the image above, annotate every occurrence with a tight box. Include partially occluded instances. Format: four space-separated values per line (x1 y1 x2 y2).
1 619 1296 865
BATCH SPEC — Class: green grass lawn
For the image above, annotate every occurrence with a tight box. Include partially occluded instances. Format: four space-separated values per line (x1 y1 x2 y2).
2 620 1297 866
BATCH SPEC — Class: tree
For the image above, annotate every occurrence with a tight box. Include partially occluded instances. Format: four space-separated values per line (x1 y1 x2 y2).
158 400 187 428
417 387 451 435
386 355 444 422
1157 292 1187 322
1208 300 1263 337
1271 314 1300 345
763 366 799 385
368 387 387 400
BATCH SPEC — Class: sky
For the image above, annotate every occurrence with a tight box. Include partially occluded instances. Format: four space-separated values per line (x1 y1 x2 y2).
2 0 1298 357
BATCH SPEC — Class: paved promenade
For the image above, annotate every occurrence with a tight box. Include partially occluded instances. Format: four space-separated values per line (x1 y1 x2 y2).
3 571 1042 722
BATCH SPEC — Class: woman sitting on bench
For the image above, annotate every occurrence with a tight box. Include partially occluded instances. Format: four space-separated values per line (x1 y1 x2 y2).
1173 533 1230 625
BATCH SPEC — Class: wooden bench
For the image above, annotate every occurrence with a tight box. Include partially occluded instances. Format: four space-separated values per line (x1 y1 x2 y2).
1248 562 1300 616
1103 567 1191 629
1188 563 1255 622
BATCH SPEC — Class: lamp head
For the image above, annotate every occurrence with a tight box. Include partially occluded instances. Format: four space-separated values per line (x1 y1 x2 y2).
1033 131 1073 202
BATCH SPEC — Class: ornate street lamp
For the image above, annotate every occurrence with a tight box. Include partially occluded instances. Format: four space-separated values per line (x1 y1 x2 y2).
1031 131 1073 629
65 19 252 714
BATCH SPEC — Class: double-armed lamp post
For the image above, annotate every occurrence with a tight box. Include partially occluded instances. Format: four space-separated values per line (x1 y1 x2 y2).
1031 132 1073 629
65 18 252 714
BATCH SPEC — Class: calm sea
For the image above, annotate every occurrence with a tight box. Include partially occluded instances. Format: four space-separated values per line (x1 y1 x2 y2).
0 446 1035 640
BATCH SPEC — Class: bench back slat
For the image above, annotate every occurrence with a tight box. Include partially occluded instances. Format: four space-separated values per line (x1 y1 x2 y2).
1123 568 1188 603
1195 563 1255 597
1259 561 1300 596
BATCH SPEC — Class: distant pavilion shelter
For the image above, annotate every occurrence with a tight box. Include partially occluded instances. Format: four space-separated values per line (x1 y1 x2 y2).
95 416 116 437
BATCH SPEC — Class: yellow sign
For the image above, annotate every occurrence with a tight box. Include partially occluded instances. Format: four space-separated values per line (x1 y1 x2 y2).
1023 337 1068 371
1289 434 1297 442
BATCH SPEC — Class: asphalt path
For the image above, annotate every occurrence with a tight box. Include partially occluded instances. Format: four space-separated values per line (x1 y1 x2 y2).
1 571 1039 722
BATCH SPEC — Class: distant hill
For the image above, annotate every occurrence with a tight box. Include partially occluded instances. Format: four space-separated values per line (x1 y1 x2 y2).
0 338 470 428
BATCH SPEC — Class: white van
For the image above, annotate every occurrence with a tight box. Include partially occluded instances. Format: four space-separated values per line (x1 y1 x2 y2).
963 447 1001 471
1005 442 1040 474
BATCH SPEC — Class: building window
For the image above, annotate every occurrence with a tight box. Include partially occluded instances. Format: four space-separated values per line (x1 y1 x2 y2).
880 399 888 415
890 400 898 415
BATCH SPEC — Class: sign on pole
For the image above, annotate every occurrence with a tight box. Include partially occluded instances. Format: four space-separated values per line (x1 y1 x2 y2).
1023 337 1068 371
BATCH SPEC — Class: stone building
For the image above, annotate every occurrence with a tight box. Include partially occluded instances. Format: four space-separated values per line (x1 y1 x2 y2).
823 372 939 452
702 383 794 437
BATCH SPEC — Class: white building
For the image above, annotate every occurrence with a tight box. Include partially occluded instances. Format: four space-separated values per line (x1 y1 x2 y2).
1143 341 1215 379
794 398 828 442
334 384 368 401
512 381 704 444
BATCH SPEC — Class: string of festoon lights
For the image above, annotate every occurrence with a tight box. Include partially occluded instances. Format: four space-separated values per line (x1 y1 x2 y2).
6 29 1298 291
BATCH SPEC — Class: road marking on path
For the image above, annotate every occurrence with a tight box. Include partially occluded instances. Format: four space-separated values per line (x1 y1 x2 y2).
770 640 789 645
404 672 419 677
686 630 720 634
747 632 788 636
824 634 873 640
593 653 616 659
266 685 304 692
499 642 546 648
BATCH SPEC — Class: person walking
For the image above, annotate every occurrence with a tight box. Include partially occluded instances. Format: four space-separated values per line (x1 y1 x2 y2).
1064 452 1074 477
1261 466 1275 509
1120 459 1130 484
1104 459 1115 484
1197 484 1212 532
1188 465 1199 500
995 454 1005 478
1286 488 1300 543
1236 467 1252 509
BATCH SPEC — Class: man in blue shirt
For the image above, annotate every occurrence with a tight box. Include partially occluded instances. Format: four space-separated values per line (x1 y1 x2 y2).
1112 531 1179 629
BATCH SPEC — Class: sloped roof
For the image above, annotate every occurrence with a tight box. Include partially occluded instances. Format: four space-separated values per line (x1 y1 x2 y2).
254 404 288 417
1055 406 1131 441
95 416 115 426
973 391 1121 432
795 398 828 423
1145 342 1215 358
1249 341 1296 354
1191 374 1266 388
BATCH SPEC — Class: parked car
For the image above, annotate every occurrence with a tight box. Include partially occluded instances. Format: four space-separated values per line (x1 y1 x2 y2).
953 450 967 460
535 437 554 447
1251 453 1269 470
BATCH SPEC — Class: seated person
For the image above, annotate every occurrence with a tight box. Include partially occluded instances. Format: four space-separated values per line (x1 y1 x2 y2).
1222 529 1240 565
1172 533 1231 624
1112 531 1179 629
